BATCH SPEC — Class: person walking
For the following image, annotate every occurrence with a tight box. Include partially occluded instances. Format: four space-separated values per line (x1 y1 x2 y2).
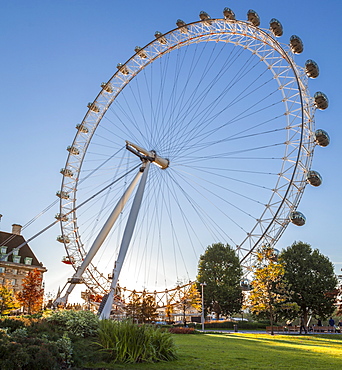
299 315 307 334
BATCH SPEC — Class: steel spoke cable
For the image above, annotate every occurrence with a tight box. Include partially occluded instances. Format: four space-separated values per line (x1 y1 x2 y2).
167 45 266 153
171 81 281 158
171 168 263 219
166 44 248 153
167 169 238 245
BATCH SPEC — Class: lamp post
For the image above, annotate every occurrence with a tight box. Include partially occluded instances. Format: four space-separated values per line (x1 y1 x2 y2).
200 282 206 331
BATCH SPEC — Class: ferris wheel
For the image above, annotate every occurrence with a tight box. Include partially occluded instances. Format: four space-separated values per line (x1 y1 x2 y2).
55 8 329 316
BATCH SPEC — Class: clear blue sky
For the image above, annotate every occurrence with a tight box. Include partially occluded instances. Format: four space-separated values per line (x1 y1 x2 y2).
1 0 341 301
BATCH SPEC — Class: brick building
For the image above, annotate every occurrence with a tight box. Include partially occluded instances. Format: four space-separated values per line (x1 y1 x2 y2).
0 224 47 292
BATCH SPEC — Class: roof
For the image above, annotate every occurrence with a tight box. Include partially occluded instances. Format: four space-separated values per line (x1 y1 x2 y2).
0 231 46 269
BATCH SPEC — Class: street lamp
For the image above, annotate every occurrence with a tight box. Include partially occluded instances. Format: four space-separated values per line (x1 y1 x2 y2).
200 282 206 331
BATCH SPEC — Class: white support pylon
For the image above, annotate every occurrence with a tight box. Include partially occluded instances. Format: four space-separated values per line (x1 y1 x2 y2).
99 161 150 319
54 168 143 306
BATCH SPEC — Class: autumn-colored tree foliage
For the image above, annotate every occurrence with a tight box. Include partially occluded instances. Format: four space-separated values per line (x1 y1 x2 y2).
248 246 294 335
125 291 158 323
17 268 44 314
0 283 20 314
177 283 201 326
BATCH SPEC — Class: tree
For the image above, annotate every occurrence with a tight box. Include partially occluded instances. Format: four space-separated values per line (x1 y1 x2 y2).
125 291 141 323
139 293 158 323
125 291 158 323
197 242 243 318
177 283 201 326
16 268 44 314
165 303 174 324
280 241 338 324
0 283 20 315
248 246 297 335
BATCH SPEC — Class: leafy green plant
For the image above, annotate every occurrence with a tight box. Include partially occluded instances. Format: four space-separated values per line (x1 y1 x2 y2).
56 332 73 368
97 320 177 363
46 309 99 337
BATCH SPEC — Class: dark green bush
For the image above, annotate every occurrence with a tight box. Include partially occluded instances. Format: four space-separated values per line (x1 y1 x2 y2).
203 320 267 330
0 317 25 332
0 334 61 369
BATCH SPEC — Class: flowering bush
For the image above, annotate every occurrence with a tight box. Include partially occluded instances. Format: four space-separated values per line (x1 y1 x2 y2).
169 326 195 334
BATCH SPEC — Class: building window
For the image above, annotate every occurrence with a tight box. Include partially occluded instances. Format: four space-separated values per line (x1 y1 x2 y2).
11 279 16 286
0 246 7 254
0 267 5 273
0 254 8 262
24 257 32 265
12 269 18 275
13 256 21 264
12 249 19 256
0 278 4 284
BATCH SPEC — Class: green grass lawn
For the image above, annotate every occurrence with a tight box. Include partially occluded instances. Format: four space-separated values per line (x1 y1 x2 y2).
91 333 342 369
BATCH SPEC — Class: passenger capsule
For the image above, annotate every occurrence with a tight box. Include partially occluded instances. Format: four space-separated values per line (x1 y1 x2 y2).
199 11 211 20
305 60 319 78
62 256 74 265
289 211 306 226
270 248 280 261
314 91 329 110
55 213 69 222
134 46 147 59
223 7 235 20
247 10 260 27
176 19 189 33
60 168 73 178
314 129 330 147
199 11 211 25
67 146 80 155
269 18 283 37
116 63 129 75
101 82 113 93
87 102 100 112
154 31 167 44
306 170 322 187
290 35 304 54
56 190 69 200
76 123 89 133
57 235 70 244
240 279 250 291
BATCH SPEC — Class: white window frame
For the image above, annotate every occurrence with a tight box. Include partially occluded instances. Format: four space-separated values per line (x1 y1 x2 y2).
24 257 32 265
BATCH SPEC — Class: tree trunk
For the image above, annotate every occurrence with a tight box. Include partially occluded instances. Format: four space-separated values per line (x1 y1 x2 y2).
270 310 274 336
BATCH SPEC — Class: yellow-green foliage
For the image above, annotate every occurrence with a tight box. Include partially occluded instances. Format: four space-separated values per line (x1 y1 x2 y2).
0 285 20 315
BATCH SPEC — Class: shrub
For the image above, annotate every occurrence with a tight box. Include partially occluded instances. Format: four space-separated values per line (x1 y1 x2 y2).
56 333 73 368
0 334 61 369
46 310 99 337
169 327 195 334
0 317 25 332
97 320 177 363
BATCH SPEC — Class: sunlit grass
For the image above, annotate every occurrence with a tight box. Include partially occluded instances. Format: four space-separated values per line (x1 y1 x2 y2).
104 333 342 369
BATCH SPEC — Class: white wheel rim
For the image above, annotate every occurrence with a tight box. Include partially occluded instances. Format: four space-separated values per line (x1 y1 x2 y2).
59 18 315 294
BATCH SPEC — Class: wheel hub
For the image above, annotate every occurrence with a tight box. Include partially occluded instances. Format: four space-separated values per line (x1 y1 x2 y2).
125 140 169 169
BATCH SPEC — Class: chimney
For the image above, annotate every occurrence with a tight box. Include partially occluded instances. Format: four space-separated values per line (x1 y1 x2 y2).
12 224 22 235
